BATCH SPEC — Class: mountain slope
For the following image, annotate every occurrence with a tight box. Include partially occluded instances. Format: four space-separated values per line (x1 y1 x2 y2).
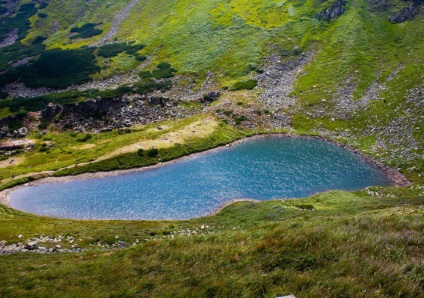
0 0 422 182
0 1 423 296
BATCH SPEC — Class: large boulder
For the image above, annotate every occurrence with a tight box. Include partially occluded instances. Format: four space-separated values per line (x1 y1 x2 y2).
41 103 63 119
17 127 28 137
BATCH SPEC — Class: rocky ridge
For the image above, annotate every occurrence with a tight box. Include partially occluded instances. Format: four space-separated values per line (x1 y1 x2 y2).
388 2 424 23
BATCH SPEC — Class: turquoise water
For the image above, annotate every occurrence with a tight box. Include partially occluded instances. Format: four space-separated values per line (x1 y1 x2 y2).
10 137 393 220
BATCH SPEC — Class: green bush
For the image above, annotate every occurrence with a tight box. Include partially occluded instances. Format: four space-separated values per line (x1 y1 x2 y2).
137 149 144 156
139 71 152 79
70 23 103 39
151 63 176 79
97 43 145 58
231 80 258 91
76 134 92 142
32 35 46 44
39 143 49 152
134 80 172 94
135 54 147 61
146 148 159 157
38 122 47 130
234 115 247 125
39 1 48 9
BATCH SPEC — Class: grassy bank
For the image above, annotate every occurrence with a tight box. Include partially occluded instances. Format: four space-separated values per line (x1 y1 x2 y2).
0 115 249 185
0 188 423 297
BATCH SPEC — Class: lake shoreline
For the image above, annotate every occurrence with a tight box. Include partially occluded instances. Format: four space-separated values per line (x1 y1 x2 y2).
0 133 409 211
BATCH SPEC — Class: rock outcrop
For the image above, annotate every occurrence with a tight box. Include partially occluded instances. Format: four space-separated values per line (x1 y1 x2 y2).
39 94 199 131
388 3 423 23
317 0 345 21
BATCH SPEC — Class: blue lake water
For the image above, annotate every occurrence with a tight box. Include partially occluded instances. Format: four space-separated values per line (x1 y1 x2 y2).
9 136 393 220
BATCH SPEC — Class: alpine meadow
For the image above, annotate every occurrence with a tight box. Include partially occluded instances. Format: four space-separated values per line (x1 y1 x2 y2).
0 0 423 297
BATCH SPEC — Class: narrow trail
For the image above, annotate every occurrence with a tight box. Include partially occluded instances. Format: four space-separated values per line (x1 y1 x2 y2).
93 0 141 46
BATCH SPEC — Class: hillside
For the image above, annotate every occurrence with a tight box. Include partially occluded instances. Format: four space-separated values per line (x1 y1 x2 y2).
0 0 423 296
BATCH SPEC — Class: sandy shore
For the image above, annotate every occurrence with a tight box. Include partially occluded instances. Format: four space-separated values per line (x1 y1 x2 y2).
0 134 409 211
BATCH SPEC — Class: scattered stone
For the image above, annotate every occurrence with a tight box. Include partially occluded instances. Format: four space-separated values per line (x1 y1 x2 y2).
0 28 18 48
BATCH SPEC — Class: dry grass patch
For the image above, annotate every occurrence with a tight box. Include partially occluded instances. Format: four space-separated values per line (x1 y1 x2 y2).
97 117 219 161
0 157 25 169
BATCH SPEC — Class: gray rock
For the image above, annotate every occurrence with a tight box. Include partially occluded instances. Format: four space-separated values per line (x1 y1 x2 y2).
17 127 28 137
317 0 345 21
24 241 39 250
388 4 420 24
41 103 63 119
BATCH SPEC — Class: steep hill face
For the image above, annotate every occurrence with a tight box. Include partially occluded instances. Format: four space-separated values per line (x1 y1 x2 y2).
0 0 423 182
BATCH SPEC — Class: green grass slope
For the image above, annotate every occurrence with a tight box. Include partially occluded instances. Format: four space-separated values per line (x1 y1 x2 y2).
0 189 423 297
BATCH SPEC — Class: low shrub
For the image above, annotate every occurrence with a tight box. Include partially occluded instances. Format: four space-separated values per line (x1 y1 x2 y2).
70 23 103 39
135 54 147 61
231 80 258 91
97 43 145 58
135 80 172 94
139 71 152 79
39 1 49 9
146 148 159 157
76 134 92 142
151 63 176 79
234 115 247 125
32 35 47 44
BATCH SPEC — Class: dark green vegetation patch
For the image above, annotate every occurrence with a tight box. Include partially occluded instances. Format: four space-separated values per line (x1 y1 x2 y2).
139 63 176 80
97 42 145 58
231 79 258 91
0 3 37 41
70 23 103 39
0 42 46 72
0 48 100 89
0 5 7 15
